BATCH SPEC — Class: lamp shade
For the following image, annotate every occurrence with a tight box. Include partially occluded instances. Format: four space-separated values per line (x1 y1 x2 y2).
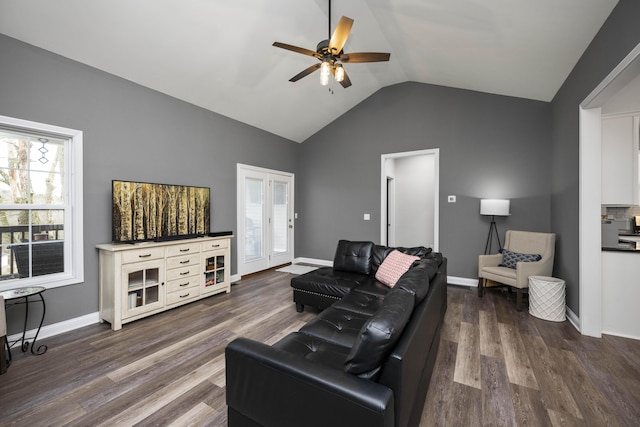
480 199 510 216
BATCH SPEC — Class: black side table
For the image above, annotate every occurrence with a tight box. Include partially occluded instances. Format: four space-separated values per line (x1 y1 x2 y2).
0 286 47 364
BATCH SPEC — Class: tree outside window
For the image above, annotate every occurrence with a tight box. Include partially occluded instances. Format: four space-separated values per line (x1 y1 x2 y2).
0 130 66 281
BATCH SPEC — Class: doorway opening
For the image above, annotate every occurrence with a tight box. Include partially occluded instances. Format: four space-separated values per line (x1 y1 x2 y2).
380 149 439 250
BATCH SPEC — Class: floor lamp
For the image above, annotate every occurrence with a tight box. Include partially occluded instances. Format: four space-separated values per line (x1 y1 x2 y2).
481 199 510 254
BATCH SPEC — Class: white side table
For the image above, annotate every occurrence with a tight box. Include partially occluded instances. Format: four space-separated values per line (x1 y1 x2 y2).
528 276 566 321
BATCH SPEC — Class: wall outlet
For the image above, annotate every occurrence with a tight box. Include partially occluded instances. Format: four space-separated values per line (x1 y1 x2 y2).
447 195 456 203
364 213 371 220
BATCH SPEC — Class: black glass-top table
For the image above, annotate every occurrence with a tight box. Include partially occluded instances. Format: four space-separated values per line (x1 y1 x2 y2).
1 286 47 363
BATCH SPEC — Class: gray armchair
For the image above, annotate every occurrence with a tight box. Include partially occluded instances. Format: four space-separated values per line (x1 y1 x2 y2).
478 230 556 311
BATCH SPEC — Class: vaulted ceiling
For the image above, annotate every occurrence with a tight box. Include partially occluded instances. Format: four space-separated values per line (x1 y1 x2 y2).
0 0 618 142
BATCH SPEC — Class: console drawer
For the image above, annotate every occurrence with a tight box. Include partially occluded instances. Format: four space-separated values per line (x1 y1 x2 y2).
166 288 200 305
201 239 228 252
166 242 200 258
166 276 200 293
166 265 198 281
166 254 199 270
121 247 165 264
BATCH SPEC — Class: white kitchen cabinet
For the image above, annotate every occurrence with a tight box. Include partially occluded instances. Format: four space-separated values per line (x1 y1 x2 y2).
601 115 639 205
601 251 640 339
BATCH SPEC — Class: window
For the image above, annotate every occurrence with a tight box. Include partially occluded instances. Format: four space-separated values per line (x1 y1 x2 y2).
0 115 83 291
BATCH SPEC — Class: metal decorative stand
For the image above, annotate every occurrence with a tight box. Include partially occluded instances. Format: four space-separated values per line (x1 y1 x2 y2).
484 215 503 254
1 287 48 365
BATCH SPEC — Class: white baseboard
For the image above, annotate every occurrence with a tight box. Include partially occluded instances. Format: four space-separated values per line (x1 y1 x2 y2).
294 257 333 267
447 276 478 287
601 329 640 340
7 311 100 344
566 306 580 332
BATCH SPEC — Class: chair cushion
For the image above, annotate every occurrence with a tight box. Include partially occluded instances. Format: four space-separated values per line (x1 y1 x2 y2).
375 250 420 287
333 240 375 275
498 249 541 269
344 289 414 379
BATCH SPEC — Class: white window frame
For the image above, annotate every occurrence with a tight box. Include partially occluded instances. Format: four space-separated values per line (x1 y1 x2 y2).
0 115 83 291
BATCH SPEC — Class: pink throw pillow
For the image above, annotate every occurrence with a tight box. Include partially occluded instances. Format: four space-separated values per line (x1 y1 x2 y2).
375 250 420 287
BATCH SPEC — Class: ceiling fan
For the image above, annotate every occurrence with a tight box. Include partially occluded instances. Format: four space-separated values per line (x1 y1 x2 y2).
272 1 390 89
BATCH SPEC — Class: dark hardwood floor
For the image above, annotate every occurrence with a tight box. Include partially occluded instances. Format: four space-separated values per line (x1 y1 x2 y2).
1 269 639 426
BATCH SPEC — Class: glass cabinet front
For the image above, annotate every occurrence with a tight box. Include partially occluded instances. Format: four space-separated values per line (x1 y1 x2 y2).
123 261 164 314
203 253 226 291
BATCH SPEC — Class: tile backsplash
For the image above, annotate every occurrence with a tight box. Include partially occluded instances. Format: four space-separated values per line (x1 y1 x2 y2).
602 205 640 220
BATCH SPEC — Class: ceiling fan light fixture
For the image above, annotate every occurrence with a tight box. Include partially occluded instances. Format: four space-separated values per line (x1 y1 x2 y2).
334 64 345 82
272 0 389 89
320 61 331 85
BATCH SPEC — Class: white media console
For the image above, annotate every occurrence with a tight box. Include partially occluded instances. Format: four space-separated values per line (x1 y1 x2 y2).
97 235 232 331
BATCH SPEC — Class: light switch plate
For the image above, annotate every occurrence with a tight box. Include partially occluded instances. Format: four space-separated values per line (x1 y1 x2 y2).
448 195 456 203
364 213 371 220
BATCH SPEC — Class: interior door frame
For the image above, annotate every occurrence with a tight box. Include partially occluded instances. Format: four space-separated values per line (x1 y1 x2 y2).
380 149 440 250
386 176 396 246
236 164 295 276
578 41 640 337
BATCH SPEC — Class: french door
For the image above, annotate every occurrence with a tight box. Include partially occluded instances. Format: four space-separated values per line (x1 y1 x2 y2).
237 164 294 276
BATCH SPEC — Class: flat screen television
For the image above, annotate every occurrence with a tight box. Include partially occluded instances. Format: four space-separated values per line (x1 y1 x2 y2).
112 180 210 243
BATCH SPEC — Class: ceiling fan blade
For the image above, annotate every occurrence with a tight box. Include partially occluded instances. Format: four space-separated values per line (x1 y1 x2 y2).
289 63 321 82
328 16 354 55
340 52 390 63
338 69 352 88
330 65 352 88
273 42 321 58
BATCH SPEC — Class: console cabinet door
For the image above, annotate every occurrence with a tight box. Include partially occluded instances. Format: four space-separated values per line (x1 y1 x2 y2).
201 249 229 295
121 259 165 318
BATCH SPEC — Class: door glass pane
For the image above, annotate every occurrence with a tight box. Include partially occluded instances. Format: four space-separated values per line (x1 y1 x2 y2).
245 177 263 262
272 180 288 254
146 286 159 304
128 270 143 288
146 268 159 285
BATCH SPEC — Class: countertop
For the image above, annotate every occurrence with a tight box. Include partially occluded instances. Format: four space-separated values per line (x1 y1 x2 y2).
602 230 640 252
619 232 640 237
602 241 640 252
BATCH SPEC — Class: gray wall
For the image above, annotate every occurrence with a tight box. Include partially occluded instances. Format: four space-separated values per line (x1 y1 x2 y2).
0 34 299 329
295 82 552 279
550 0 640 316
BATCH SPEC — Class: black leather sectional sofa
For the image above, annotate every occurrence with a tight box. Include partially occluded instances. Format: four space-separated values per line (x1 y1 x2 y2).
225 240 447 427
